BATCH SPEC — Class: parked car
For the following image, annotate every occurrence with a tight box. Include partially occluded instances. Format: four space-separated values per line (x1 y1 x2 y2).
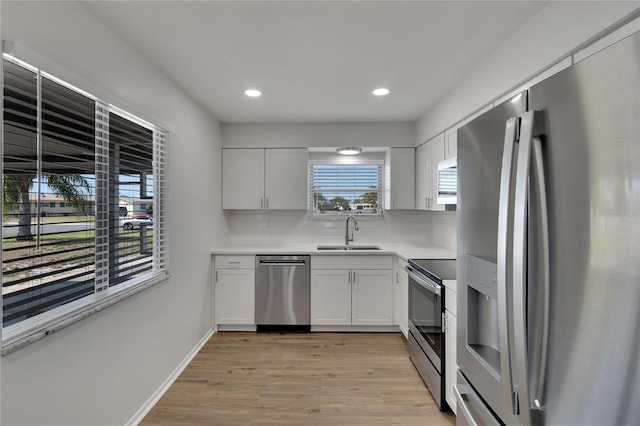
120 214 153 230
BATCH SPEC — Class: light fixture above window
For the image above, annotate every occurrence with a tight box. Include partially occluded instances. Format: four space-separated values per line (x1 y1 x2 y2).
337 147 362 155
244 89 261 97
372 87 390 96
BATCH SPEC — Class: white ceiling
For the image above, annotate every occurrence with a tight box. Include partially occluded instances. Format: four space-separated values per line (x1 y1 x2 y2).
82 1 548 123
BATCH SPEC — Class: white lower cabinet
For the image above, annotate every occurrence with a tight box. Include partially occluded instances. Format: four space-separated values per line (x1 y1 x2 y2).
444 284 458 415
351 269 393 325
311 256 393 326
393 257 409 337
214 255 255 325
310 269 351 325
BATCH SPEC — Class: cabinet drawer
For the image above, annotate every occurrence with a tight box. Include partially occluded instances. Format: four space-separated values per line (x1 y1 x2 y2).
445 286 457 316
215 255 254 269
312 255 392 270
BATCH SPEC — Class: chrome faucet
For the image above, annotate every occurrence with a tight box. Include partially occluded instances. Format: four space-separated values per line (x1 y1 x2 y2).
345 215 359 246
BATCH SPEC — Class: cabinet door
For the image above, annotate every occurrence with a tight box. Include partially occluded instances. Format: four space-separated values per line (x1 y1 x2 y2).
385 148 415 210
222 149 265 209
398 260 409 337
215 269 255 324
445 310 458 414
351 269 393 326
429 136 445 211
415 142 431 211
416 133 445 210
264 148 308 209
310 270 351 325
445 128 457 160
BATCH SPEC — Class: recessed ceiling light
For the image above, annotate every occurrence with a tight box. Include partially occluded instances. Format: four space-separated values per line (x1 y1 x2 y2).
337 147 362 155
245 89 261 97
372 88 390 96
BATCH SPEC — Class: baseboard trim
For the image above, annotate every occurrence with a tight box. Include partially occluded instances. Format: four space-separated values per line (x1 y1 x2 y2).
311 325 400 332
399 324 409 339
217 324 256 332
126 328 214 425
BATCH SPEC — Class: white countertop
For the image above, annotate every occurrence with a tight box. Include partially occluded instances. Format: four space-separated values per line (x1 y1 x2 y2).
211 242 455 261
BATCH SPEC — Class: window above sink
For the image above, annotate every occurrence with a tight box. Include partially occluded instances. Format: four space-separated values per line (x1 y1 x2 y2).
308 149 385 218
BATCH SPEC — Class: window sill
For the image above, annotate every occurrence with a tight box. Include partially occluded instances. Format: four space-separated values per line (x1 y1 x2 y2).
1 272 169 355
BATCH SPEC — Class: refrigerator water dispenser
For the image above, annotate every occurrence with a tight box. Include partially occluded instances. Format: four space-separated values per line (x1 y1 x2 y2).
466 255 501 377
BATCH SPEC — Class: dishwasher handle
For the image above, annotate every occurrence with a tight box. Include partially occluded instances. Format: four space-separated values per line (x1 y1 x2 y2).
259 260 307 266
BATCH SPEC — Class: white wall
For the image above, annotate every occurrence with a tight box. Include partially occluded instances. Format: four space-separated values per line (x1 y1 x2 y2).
222 122 415 148
416 1 640 144
1 2 227 425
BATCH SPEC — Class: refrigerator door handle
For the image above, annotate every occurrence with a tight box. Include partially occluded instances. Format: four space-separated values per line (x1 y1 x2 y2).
530 134 550 412
497 116 519 414
513 110 534 426
513 110 549 425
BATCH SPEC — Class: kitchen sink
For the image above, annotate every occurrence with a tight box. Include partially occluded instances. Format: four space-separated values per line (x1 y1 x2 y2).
316 244 381 251
347 245 381 250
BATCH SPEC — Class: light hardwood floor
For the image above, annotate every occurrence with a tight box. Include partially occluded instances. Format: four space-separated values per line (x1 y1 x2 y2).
142 332 456 425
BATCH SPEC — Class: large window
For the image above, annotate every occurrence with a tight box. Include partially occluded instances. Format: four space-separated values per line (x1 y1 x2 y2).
309 161 384 216
2 55 168 352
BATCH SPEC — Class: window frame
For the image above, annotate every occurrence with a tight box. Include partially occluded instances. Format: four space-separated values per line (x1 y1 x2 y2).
1 54 169 354
308 157 385 218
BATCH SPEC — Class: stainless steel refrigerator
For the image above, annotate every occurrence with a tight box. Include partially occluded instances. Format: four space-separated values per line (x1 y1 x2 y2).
455 30 640 425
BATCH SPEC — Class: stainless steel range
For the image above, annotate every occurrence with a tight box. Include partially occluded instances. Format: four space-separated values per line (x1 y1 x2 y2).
406 258 456 411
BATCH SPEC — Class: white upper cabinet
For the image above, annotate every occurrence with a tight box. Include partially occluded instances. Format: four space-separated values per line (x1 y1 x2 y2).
223 149 265 209
384 148 415 210
415 140 431 211
223 148 308 209
415 133 444 211
444 128 457 160
264 149 309 209
429 136 445 211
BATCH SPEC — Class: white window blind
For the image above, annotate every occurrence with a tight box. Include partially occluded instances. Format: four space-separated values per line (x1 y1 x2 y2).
437 166 457 196
309 162 384 216
1 54 169 353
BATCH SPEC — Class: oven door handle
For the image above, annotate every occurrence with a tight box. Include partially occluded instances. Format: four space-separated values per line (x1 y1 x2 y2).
405 266 442 296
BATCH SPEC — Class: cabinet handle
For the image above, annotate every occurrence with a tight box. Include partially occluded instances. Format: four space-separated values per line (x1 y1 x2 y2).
266 197 269 209
352 271 356 284
260 198 263 209
215 270 219 282
425 197 428 209
348 271 351 284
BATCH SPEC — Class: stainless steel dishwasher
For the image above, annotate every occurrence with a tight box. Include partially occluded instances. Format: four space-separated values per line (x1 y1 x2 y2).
255 255 310 331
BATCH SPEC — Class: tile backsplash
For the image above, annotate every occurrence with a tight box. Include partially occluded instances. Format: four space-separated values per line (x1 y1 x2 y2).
224 210 456 249
431 211 457 251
